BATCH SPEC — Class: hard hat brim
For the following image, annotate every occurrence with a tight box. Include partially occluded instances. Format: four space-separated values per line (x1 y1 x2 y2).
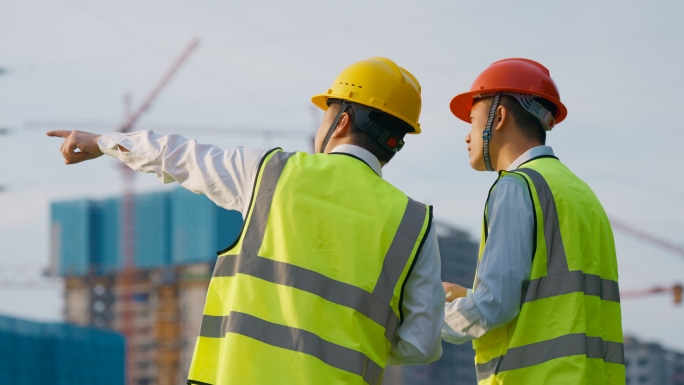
311 94 421 134
449 88 568 126
311 94 329 112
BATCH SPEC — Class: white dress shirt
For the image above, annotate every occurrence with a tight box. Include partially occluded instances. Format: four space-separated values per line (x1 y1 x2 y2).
442 146 555 344
98 130 445 364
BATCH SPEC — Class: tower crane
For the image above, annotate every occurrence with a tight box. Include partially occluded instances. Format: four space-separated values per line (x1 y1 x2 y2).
620 284 682 304
610 218 684 258
115 38 200 385
22 38 313 385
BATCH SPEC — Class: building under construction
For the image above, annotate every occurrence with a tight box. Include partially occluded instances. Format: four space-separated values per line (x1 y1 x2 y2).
52 189 480 385
52 188 242 385
624 335 684 385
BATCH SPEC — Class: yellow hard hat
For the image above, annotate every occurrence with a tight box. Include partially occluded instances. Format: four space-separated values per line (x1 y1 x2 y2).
311 57 422 134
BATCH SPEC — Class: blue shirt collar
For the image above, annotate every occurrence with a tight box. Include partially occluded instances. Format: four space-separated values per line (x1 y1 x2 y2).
507 146 555 171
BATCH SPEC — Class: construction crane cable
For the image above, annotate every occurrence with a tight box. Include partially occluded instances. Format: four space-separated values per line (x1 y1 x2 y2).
610 217 684 258
24 121 308 136
119 39 200 132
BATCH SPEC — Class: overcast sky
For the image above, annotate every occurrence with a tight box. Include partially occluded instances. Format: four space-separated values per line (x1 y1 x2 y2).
1 0 683 351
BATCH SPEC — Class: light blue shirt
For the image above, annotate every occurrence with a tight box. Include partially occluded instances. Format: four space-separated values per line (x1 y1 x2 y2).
442 146 555 344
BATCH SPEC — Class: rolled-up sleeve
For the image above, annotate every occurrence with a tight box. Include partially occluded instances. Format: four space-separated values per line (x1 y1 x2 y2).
442 176 534 345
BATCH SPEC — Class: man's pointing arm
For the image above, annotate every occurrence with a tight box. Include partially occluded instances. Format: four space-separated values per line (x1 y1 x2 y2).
48 129 270 214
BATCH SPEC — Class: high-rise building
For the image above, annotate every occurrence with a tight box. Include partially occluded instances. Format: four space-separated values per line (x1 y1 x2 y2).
398 221 479 385
53 189 241 385
668 351 684 385
625 335 684 385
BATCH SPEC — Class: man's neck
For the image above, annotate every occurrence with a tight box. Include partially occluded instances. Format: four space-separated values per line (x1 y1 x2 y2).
495 140 543 171
329 143 383 177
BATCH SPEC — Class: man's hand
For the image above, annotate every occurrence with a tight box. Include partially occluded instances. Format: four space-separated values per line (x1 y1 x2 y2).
47 130 104 164
443 282 468 302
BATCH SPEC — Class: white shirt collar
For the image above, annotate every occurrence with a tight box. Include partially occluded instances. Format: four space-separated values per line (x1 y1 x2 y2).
507 145 555 171
330 144 382 177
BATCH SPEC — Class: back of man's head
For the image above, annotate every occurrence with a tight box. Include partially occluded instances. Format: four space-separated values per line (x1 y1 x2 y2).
328 102 412 164
499 96 558 145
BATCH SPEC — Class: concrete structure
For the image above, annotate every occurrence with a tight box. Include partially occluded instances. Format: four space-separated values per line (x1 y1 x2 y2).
625 335 684 385
62 267 211 385
54 190 238 385
399 221 479 385
177 263 213 382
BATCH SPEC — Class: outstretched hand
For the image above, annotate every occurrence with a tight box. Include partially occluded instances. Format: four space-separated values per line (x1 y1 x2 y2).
47 130 104 165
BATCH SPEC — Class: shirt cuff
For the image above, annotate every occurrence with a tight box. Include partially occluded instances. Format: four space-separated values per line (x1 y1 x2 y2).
98 132 127 158
98 131 160 165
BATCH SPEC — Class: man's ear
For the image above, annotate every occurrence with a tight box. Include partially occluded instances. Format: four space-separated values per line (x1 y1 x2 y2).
331 112 353 138
494 105 509 132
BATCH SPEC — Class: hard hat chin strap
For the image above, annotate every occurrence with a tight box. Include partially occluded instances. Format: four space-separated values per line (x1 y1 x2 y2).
482 92 502 172
320 101 349 154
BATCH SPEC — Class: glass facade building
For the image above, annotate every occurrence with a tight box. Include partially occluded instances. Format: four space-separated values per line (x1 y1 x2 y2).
0 314 125 385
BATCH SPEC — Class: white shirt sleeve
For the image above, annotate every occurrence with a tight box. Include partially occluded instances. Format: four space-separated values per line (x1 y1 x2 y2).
441 176 534 345
388 223 445 364
98 131 271 216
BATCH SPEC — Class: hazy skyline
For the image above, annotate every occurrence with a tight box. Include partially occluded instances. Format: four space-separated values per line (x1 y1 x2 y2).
1 0 683 351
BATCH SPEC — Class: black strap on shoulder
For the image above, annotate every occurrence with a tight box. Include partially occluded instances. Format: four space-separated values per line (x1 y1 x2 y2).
188 380 213 385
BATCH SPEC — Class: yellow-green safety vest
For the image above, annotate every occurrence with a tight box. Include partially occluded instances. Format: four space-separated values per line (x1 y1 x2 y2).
188 149 432 385
472 156 625 384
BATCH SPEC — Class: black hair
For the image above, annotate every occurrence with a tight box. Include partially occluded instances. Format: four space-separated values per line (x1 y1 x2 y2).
498 95 557 145
328 102 411 164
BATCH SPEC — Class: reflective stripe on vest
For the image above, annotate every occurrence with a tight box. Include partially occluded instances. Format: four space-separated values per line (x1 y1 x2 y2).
474 162 624 383
476 333 625 381
190 151 430 385
516 168 621 306
199 312 385 385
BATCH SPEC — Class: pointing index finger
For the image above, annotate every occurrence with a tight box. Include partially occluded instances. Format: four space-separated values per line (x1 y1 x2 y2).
46 130 72 138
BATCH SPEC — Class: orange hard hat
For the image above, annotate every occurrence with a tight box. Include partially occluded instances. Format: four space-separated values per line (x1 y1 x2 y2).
450 58 568 125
